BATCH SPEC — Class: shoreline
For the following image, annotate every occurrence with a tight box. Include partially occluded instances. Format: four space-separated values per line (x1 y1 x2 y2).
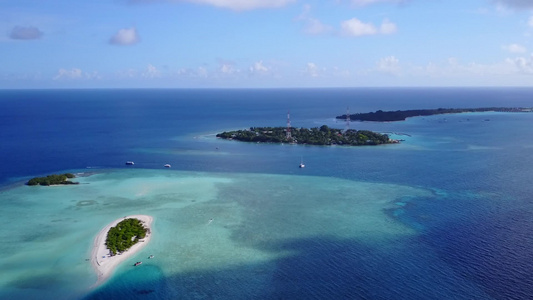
91 214 153 287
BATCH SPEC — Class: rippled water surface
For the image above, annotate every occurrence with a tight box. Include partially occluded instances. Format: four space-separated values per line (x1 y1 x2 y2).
1 88 532 299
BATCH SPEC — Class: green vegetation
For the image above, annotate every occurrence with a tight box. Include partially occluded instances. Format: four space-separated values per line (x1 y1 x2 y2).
105 218 148 256
27 173 77 186
217 125 394 146
336 107 533 122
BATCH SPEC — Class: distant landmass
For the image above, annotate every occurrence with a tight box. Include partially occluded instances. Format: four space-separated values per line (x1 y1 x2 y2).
336 107 533 122
216 125 396 146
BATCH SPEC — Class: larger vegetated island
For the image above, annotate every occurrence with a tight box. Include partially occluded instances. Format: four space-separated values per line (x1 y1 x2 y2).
217 125 394 146
336 107 532 122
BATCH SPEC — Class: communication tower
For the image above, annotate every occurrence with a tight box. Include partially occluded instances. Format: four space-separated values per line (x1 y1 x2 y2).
286 110 292 140
345 107 350 133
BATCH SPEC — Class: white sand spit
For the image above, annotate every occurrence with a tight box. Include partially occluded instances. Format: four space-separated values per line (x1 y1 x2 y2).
91 214 153 287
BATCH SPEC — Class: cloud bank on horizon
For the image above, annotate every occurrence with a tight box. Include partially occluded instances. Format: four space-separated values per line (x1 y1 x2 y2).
2 0 533 88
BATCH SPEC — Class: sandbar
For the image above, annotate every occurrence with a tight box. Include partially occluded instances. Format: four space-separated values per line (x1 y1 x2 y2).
91 214 153 287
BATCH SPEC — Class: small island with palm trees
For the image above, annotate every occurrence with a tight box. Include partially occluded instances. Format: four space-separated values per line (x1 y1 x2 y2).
216 125 396 146
27 173 78 186
105 218 148 256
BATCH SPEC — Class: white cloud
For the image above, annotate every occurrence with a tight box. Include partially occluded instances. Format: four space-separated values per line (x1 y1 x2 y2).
85 71 102 80
528 16 533 27
305 62 320 77
380 19 397 34
175 66 210 78
143 64 161 78
298 6 395 38
341 18 378 36
53 68 83 80
197 66 208 77
53 68 101 80
341 18 397 36
9 26 43 40
129 0 295 11
395 57 523 84
220 64 235 74
297 5 333 35
506 55 533 73
377 56 400 74
503 43 527 53
304 18 333 35
172 66 208 78
195 0 294 10
117 68 138 78
249 61 270 74
350 0 406 7
215 60 240 76
176 68 190 76
477 3 513 16
447 57 459 66
109 27 139 46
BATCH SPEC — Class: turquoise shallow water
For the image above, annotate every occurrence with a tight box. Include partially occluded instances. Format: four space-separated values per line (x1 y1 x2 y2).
0 169 443 299
1 88 533 299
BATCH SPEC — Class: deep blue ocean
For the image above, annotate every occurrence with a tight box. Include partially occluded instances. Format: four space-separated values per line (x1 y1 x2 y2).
1 88 532 300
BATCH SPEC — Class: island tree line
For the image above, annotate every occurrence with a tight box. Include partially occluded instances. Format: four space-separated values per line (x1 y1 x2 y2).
217 125 394 146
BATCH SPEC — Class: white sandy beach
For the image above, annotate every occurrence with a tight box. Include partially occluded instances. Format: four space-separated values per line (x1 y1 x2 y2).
91 214 153 287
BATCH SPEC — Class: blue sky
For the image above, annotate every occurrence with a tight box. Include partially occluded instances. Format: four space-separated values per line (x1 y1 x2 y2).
2 0 533 88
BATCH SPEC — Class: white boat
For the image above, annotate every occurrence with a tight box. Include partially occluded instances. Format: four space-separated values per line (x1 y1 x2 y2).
299 157 305 168
125 161 135 165
164 164 171 168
